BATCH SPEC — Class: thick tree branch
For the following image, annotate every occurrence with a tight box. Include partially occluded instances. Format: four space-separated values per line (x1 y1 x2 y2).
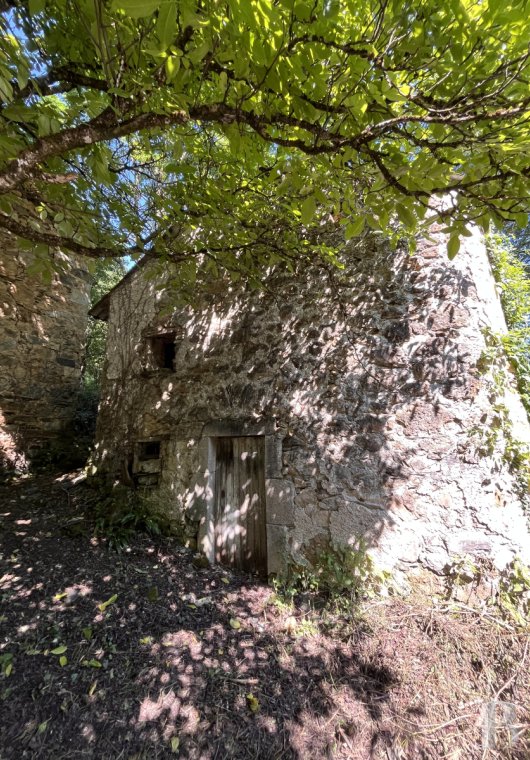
38 171 78 184
0 212 128 258
2 89 529 196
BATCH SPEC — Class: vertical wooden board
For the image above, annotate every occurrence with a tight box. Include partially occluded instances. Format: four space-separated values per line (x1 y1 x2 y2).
213 436 267 575
213 438 223 564
214 437 232 565
240 437 254 565
225 438 238 566
232 437 245 568
246 436 266 575
236 436 266 575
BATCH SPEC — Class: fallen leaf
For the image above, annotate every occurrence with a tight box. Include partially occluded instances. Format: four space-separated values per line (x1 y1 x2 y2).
98 594 118 612
139 636 153 645
229 618 241 630
82 659 102 669
171 736 180 753
82 627 93 641
88 681 97 696
246 692 260 713
221 577 230 585
53 592 67 601
50 646 67 655
59 656 68 667
38 720 49 733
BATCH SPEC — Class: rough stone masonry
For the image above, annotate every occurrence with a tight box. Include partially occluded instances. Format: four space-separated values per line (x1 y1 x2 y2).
92 226 530 577
0 232 91 472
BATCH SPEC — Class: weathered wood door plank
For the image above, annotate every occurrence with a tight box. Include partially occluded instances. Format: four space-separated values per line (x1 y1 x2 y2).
213 436 266 575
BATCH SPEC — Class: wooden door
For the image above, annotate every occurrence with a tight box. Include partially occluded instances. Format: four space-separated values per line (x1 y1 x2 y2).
213 436 267 576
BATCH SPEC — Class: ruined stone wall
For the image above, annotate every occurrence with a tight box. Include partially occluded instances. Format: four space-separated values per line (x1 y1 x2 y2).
0 233 91 471
94 228 530 576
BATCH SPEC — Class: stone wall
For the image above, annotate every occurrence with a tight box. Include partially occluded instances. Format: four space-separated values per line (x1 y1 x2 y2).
93 227 530 576
0 233 91 471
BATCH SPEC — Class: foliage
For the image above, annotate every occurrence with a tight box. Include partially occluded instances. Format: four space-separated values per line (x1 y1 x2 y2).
83 258 126 390
72 384 100 437
443 554 530 628
443 555 483 602
472 328 530 502
503 221 530 270
0 652 13 677
496 557 530 627
444 555 481 587
277 539 390 610
1 1 530 286
488 229 530 418
94 485 171 550
466 233 530 502
489 231 530 332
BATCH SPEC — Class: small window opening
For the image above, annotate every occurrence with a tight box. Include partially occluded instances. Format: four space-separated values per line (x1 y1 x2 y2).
150 333 176 370
138 440 161 461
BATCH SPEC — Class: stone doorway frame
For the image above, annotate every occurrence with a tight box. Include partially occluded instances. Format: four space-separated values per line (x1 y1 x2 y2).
197 419 294 576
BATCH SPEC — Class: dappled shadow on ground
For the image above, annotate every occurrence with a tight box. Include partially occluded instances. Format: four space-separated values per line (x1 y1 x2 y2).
1 475 529 759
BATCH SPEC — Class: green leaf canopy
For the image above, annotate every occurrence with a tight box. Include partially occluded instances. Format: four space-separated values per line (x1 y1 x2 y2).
1 0 530 283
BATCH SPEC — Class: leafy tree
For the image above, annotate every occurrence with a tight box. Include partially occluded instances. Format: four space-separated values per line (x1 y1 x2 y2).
70 257 126 451
84 257 126 389
488 229 530 413
505 222 530 270
1 0 530 285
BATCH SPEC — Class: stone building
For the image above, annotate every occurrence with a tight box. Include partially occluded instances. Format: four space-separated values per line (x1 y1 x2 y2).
91 227 530 577
0 232 91 472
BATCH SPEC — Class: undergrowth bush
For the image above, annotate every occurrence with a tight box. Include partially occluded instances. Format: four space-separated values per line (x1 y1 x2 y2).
275 539 390 611
30 434 89 473
487 231 530 414
73 385 100 439
496 558 530 627
444 554 530 628
94 486 172 551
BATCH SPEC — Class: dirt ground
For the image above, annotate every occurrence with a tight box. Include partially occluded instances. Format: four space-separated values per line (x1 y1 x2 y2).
0 472 529 759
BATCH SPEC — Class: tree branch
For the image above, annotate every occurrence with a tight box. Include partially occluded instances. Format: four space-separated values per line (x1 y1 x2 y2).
13 66 109 100
0 212 127 258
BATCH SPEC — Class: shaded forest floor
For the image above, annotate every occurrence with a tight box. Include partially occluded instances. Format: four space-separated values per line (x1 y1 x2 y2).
0 472 529 760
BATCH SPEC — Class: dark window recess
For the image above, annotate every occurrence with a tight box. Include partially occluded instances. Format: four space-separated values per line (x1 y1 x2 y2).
137 440 161 461
150 334 176 370
56 356 76 367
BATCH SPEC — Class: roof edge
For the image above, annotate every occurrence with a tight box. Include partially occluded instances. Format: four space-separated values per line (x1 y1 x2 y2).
88 256 149 321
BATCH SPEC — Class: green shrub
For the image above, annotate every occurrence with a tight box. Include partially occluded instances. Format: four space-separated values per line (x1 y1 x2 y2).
278 539 390 608
487 232 530 414
94 487 171 551
496 558 530 627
